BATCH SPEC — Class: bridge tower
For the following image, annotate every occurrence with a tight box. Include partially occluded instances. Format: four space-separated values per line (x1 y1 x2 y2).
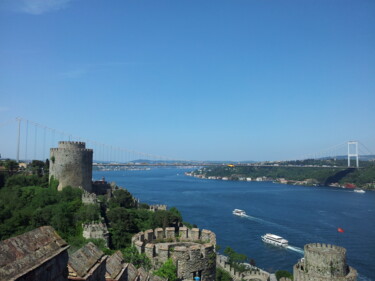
347 141 359 168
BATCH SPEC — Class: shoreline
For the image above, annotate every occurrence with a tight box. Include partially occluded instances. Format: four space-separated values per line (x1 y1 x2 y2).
184 171 374 191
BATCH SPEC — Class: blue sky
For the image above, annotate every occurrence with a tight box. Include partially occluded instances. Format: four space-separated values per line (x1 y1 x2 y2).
0 0 374 161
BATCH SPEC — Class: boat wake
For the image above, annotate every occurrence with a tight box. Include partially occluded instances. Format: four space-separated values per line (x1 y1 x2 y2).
286 245 304 254
240 214 315 241
243 214 288 230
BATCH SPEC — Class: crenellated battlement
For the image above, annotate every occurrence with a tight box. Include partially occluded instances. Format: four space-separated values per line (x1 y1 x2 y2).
216 254 269 281
305 243 346 255
81 190 97 204
294 266 357 281
82 221 109 247
50 147 93 152
82 221 108 232
132 227 216 246
132 227 216 281
58 141 86 147
149 204 167 212
294 243 357 281
141 242 214 261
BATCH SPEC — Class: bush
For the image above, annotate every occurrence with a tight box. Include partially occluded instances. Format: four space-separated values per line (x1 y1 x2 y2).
0 184 83 242
5 174 47 188
109 189 137 209
216 267 232 281
154 258 177 281
122 246 151 270
275 270 293 280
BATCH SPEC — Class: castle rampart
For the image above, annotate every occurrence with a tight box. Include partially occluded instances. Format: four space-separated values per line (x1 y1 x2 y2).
216 254 269 281
132 227 216 281
50 141 93 192
82 222 109 247
132 227 216 246
82 190 98 205
293 243 357 281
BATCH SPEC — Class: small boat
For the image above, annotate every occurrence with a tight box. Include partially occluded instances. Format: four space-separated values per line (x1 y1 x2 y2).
232 209 246 217
354 189 365 193
261 233 288 247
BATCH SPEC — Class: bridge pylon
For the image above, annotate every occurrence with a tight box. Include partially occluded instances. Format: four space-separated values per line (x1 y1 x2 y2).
347 141 359 168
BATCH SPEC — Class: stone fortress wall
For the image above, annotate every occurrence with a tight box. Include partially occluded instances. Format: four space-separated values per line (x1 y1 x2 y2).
149 205 167 212
294 243 357 281
82 190 98 204
50 141 93 192
132 227 216 281
83 222 110 247
216 255 269 281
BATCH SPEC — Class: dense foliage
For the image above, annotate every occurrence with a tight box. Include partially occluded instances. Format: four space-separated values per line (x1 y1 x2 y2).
195 160 375 188
199 166 345 182
275 270 293 280
0 168 184 262
216 267 233 281
223 246 255 273
153 258 178 281
0 183 97 248
106 189 182 249
122 246 152 270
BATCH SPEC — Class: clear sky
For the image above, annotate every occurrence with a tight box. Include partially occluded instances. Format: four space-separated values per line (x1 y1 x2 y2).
0 0 374 161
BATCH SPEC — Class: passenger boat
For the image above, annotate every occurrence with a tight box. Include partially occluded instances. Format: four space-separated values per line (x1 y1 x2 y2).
354 189 365 193
232 209 246 217
261 233 288 247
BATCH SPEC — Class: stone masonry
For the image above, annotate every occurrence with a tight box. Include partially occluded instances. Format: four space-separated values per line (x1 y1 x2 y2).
50 141 93 192
0 226 167 281
68 242 107 281
0 226 70 281
216 254 269 281
82 222 110 247
293 243 357 281
132 227 216 281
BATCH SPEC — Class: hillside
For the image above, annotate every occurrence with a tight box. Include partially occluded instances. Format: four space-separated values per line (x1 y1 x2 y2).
191 161 375 189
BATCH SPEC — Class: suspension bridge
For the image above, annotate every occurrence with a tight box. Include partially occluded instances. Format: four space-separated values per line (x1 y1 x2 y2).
0 117 373 168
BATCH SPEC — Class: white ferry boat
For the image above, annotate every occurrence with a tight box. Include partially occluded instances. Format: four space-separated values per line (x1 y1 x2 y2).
232 209 246 217
354 189 365 193
261 233 288 247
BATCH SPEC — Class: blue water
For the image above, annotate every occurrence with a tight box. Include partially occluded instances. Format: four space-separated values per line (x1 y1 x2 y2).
94 168 375 281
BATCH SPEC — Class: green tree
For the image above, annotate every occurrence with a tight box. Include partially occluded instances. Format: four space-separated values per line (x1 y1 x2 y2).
109 189 136 209
223 247 250 273
216 268 232 281
29 160 45 176
76 204 101 223
122 246 151 270
4 160 18 176
152 210 181 229
107 207 139 248
0 172 6 188
275 270 293 280
224 247 248 264
154 258 177 281
5 174 43 188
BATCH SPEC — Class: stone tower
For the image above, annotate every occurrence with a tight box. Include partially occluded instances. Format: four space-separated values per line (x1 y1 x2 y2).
50 141 93 192
293 243 357 281
132 227 217 281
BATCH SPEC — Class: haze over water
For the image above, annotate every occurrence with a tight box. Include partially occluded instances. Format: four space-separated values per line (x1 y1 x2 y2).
94 168 375 281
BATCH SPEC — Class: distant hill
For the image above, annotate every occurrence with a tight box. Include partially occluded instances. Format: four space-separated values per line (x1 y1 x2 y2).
123 159 257 164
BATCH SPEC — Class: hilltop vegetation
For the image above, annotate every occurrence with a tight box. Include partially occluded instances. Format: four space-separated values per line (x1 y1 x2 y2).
192 160 375 189
0 159 183 255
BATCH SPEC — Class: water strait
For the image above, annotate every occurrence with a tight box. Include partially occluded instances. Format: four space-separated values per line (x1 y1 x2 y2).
93 168 375 281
